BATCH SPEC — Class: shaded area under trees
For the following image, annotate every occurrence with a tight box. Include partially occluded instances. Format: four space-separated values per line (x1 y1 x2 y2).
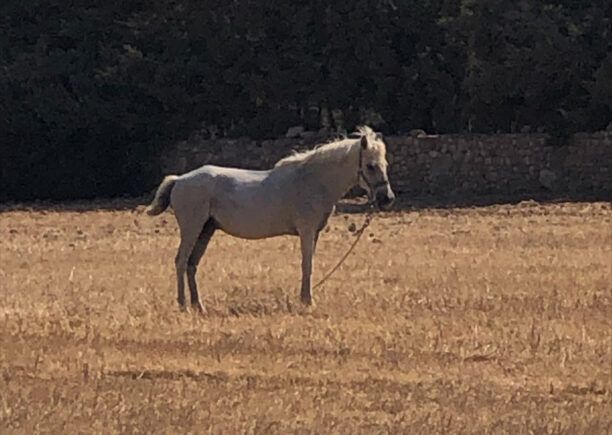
0 0 610 200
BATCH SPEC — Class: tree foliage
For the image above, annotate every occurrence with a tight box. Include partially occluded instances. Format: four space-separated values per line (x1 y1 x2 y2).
0 0 610 199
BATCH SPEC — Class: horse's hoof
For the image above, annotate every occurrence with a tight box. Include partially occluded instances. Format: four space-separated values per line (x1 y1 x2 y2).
178 304 188 313
191 303 206 316
300 295 313 306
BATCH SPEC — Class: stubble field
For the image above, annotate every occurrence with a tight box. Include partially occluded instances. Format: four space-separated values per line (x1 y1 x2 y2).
0 199 611 434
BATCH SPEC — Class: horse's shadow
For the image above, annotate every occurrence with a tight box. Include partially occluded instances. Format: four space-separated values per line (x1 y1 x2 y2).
201 287 315 318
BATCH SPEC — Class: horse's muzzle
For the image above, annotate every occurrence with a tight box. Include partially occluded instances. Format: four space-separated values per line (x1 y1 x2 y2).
376 190 395 210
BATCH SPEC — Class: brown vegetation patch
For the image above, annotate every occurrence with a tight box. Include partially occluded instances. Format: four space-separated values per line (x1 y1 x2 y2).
1 201 610 433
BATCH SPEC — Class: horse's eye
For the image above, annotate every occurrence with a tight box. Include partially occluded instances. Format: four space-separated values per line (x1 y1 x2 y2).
366 163 375 172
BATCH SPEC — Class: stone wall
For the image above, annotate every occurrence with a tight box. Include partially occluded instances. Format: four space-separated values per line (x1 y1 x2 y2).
161 131 612 199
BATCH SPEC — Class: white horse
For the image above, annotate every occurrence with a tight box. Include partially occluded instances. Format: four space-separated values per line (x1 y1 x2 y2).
146 126 395 313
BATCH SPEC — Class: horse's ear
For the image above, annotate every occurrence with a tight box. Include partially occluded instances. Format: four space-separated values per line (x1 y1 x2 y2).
375 132 383 141
360 135 368 149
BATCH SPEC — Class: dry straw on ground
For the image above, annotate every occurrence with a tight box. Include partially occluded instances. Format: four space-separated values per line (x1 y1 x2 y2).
1 200 610 433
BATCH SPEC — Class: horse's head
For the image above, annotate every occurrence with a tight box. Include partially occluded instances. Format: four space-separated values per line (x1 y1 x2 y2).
357 127 395 210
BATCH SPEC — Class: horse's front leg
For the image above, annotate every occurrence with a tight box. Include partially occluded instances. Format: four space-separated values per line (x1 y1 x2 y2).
298 228 317 305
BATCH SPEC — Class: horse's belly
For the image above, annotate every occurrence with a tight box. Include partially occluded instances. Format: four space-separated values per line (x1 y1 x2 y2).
220 224 295 239
216 216 296 239
212 203 296 239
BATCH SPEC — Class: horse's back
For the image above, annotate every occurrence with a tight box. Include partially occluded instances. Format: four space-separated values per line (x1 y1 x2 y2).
180 164 266 183
172 165 266 197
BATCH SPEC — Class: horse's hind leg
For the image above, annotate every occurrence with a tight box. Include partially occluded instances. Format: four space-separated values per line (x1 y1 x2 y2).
187 219 216 313
173 200 210 311
175 231 199 311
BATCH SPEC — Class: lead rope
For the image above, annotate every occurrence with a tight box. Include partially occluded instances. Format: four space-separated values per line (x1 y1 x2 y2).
312 205 375 290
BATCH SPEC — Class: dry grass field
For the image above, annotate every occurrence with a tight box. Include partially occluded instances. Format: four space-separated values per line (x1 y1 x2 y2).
0 199 610 434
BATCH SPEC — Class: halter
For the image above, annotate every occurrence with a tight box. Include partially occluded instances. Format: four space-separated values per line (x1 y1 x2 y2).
357 140 390 198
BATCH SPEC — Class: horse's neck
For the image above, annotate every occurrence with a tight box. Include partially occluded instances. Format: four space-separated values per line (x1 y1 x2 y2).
312 142 359 202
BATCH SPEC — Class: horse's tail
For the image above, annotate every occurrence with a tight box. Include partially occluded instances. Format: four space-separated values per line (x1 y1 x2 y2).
146 175 179 216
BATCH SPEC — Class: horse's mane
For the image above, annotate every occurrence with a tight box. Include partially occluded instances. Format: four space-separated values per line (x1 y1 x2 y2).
274 126 377 168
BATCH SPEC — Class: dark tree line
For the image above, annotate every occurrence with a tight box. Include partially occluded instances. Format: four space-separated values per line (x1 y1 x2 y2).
1 0 610 200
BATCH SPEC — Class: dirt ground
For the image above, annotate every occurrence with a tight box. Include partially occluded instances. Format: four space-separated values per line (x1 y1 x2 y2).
1 200 610 434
